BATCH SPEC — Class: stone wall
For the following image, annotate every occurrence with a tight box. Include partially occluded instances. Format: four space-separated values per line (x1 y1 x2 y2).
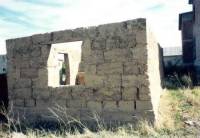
6 18 163 124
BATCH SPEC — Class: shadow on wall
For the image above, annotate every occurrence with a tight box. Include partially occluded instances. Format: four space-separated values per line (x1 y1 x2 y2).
47 41 83 87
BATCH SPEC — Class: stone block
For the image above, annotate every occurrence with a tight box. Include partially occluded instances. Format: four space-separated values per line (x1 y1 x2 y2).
30 47 41 57
103 101 118 111
32 77 48 89
137 75 150 86
20 68 38 79
119 101 135 112
13 99 24 107
67 100 87 108
52 87 72 100
32 33 51 44
32 88 51 100
81 39 92 58
136 30 147 44
29 57 47 69
84 64 96 74
102 111 134 122
14 36 32 48
13 79 31 89
122 87 137 100
104 75 121 88
52 30 73 43
138 63 147 74
25 99 35 107
104 49 133 62
41 44 51 59
131 47 147 61
97 62 123 75
123 62 139 75
106 36 131 50
36 99 54 108
136 100 153 111
139 86 150 94
13 88 32 99
122 75 138 87
133 110 155 122
97 87 121 101
72 28 86 40
71 86 93 100
87 101 102 113
78 62 85 72
82 50 104 64
13 57 29 69
85 74 104 88
91 38 106 50
139 93 151 100
6 39 15 58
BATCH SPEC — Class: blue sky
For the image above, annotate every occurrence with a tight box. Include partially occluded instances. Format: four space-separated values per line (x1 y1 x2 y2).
0 0 192 54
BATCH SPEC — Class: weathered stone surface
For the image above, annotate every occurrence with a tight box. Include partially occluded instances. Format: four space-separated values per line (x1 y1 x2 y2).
20 68 38 79
136 30 146 44
87 101 102 112
136 100 152 111
13 99 24 107
82 50 104 64
119 101 135 112
103 101 118 111
91 38 106 50
71 86 93 100
14 37 32 48
122 87 137 100
13 88 32 99
67 100 87 108
102 111 134 122
132 47 147 61
32 33 51 44
84 64 96 74
104 75 121 88
25 99 35 107
52 87 71 100
122 75 138 87
32 88 51 100
97 62 123 75
84 75 104 88
13 79 31 89
104 49 133 62
52 30 73 43
123 62 139 75
97 87 121 101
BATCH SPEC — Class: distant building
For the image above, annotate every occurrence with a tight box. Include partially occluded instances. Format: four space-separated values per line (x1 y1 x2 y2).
0 55 7 74
179 0 200 82
163 47 183 68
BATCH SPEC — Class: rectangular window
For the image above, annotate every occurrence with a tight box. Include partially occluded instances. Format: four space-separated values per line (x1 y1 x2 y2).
47 41 83 87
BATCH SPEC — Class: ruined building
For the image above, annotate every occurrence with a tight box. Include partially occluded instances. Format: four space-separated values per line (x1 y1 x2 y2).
6 18 163 124
179 0 200 82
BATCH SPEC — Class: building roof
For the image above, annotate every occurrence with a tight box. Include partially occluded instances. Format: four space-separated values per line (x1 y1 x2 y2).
179 11 193 30
163 47 182 56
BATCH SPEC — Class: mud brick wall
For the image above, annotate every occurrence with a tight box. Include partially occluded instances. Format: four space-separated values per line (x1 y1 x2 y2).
6 18 163 124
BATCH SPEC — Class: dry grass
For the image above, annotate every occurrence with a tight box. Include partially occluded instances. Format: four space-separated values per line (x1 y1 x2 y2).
1 88 200 137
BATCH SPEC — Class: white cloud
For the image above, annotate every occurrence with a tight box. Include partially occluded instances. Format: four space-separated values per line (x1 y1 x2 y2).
0 0 192 54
